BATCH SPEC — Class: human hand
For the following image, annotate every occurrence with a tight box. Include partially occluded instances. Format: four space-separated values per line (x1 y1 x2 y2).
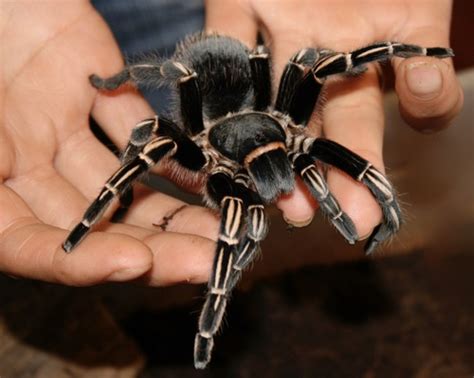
205 0 463 239
0 1 217 286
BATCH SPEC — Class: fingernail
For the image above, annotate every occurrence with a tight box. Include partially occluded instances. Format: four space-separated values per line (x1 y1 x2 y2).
108 266 148 282
406 62 442 99
283 214 313 228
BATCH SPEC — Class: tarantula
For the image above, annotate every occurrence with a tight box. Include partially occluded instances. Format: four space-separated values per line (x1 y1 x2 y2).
62 33 452 368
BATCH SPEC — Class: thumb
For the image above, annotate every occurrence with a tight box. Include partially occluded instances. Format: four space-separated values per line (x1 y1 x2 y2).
392 26 464 133
205 0 258 47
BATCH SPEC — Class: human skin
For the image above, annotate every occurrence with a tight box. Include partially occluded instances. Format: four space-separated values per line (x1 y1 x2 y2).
0 1 218 286
0 0 463 286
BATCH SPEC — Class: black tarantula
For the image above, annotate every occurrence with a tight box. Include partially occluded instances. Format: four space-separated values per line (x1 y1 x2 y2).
62 33 453 368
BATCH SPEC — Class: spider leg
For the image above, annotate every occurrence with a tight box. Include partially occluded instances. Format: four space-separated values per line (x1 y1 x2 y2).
274 48 321 114
110 117 160 221
286 42 453 126
232 201 268 272
306 138 402 254
194 172 248 369
89 63 162 90
292 153 358 244
91 60 204 135
120 117 159 165
195 171 270 369
111 116 207 221
249 45 272 111
160 61 204 135
62 137 177 252
312 42 453 78
227 173 268 288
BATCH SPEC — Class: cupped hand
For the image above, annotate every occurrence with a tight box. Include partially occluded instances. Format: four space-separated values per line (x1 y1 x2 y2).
0 1 217 286
206 0 463 239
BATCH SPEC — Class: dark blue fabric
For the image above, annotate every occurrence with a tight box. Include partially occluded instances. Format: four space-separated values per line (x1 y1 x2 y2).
92 0 204 113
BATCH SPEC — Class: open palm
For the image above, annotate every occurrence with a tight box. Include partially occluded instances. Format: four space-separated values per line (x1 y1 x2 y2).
0 2 217 285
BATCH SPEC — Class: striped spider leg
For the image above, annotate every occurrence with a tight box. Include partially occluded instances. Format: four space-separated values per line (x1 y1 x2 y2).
62 136 177 252
291 150 358 244
194 171 268 369
89 56 206 220
108 116 160 221
283 42 454 126
276 42 453 250
62 116 207 252
249 45 272 110
90 59 204 138
288 133 402 254
230 172 268 278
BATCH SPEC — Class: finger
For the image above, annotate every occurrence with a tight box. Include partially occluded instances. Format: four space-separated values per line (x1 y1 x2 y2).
205 0 258 47
55 128 219 240
276 177 318 227
323 66 385 238
0 184 153 285
121 187 219 241
0 183 215 286
393 26 464 132
6 156 194 240
141 232 215 286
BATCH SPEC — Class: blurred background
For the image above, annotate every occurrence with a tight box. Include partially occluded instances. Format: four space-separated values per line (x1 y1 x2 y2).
0 1 472 377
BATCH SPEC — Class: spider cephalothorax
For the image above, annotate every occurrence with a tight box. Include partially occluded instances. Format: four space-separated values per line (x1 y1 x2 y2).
62 33 453 368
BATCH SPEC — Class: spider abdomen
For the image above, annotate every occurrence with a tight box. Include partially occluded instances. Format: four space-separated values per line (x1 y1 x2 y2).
174 34 255 119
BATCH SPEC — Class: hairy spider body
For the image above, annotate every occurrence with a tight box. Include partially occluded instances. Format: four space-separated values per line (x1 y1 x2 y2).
62 33 453 368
